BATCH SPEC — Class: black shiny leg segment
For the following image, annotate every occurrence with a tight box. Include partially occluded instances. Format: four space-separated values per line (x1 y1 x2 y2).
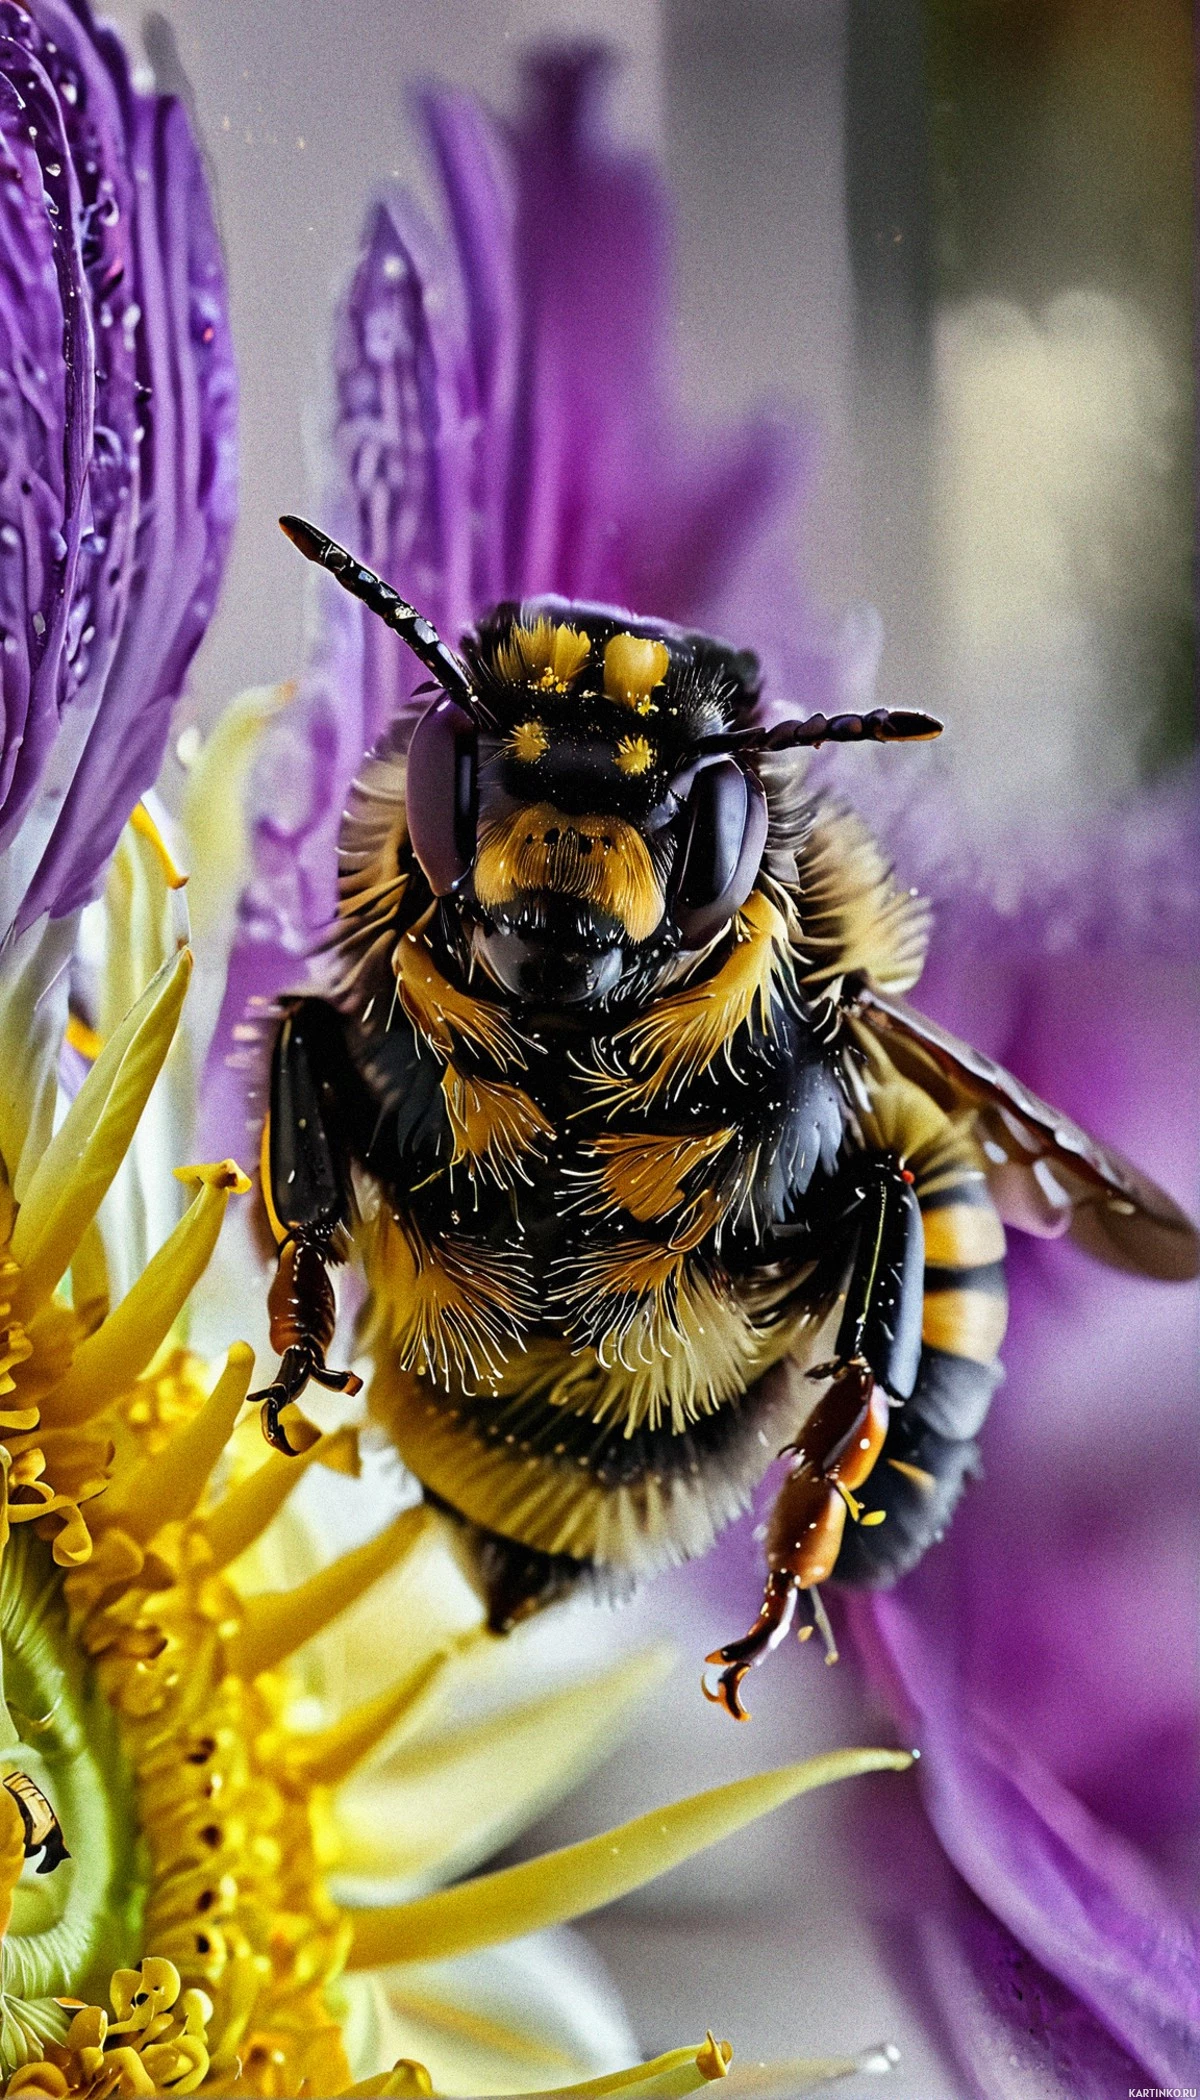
249 1001 371 1451
823 1153 925 1398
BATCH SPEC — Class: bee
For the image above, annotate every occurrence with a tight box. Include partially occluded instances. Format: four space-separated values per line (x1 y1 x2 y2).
249 514 1200 1719
2 1770 70 1873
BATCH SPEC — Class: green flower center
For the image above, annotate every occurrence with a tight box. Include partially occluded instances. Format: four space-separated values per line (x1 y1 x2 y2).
0 1530 146 2073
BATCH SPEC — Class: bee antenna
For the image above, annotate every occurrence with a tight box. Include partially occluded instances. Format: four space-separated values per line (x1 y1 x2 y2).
697 708 943 755
279 515 475 711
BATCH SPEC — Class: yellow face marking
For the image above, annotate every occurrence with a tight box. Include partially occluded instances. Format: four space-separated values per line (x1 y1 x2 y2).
494 618 591 693
603 632 669 712
508 719 549 763
475 802 664 943
614 734 654 777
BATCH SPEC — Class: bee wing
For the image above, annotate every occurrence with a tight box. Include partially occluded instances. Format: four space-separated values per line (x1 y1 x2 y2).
852 987 1200 1283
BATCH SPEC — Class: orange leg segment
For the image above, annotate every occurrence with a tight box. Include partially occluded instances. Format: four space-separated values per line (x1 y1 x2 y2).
704 1365 889 1719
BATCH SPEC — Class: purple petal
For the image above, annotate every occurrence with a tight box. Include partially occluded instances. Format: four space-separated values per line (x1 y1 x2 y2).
0 0 235 940
830 773 1200 2084
921 1877 1157 2100
853 1594 1200 2086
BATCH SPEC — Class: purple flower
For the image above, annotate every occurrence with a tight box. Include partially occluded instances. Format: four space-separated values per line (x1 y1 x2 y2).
826 772 1200 2095
207 46 868 1148
0 0 235 942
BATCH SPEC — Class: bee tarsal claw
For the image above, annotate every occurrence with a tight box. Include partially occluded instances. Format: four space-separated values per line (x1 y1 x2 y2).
704 1571 799 1721
248 1346 323 1454
256 1390 301 1456
310 1363 364 1397
702 1663 753 1722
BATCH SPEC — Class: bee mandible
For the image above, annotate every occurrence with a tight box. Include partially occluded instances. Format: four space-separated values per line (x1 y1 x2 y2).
248 514 1200 1718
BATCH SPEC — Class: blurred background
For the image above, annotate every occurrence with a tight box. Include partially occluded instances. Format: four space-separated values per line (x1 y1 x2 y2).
98 2 1195 2093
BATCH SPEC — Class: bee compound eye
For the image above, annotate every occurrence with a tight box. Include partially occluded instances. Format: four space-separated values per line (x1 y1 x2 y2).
671 759 769 946
404 695 478 894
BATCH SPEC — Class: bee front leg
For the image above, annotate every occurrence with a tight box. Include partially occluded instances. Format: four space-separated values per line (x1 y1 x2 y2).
253 1235 363 1454
249 1000 367 1453
706 1157 922 1717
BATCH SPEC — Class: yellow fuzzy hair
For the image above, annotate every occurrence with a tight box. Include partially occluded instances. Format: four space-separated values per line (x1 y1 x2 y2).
474 803 664 944
392 916 530 1069
361 1209 536 1391
584 889 792 1112
791 802 930 996
441 1069 553 1186
582 1125 736 1222
493 619 591 692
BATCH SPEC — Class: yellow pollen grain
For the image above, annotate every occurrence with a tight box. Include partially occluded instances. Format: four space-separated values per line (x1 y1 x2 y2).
615 734 655 777
508 719 549 763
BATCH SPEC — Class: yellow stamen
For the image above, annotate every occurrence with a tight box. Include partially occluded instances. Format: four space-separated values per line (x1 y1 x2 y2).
203 1427 358 1570
345 1747 912 1968
10 948 192 1319
226 1504 432 1680
345 2065 434 2098
417 2040 727 2098
90 1344 255 1546
64 1013 103 1063
42 1164 249 1428
286 1631 485 1789
130 802 188 890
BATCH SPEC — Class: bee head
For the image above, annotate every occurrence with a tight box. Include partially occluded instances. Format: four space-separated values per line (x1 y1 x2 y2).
283 518 942 1010
447 598 768 1003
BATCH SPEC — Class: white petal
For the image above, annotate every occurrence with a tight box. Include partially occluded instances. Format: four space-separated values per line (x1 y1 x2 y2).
337 1928 636 2098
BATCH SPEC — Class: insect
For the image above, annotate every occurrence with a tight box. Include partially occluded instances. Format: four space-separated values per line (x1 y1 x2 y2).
2 1770 69 1873
249 513 1200 1719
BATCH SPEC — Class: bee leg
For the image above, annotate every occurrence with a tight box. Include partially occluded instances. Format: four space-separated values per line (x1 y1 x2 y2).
706 1159 921 1718
250 1237 365 1453
703 1572 798 1720
705 1367 889 1718
819 1153 925 1401
249 1000 370 1451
